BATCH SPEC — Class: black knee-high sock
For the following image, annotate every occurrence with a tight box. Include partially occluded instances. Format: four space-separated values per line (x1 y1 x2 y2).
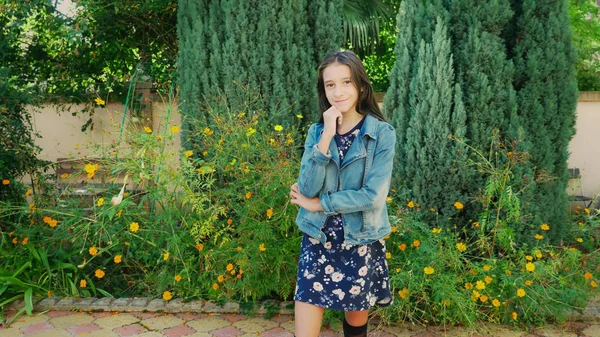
343 318 367 337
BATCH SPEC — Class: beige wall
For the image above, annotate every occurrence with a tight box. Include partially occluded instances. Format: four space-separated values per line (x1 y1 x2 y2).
26 93 600 206
568 92 600 205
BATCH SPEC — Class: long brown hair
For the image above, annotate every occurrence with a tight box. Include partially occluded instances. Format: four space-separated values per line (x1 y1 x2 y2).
317 50 385 122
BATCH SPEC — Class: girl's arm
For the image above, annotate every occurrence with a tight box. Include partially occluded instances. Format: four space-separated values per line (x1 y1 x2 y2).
296 123 331 198
319 126 396 215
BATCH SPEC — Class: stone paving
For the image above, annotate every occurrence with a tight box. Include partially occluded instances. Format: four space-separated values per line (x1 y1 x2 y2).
0 298 599 337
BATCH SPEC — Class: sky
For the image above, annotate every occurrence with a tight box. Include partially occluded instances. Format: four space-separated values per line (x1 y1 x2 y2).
55 0 77 18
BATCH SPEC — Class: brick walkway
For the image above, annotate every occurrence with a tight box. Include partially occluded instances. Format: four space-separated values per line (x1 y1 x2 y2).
1 310 599 337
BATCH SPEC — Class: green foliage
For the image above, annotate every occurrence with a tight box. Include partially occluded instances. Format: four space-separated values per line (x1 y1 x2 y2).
177 0 343 128
569 0 600 91
378 134 599 327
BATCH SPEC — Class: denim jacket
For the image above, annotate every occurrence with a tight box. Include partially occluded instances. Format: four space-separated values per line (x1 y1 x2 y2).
295 113 396 246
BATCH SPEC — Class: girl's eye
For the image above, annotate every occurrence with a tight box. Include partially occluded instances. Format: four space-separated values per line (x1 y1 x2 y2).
344 80 351 85
325 83 334 88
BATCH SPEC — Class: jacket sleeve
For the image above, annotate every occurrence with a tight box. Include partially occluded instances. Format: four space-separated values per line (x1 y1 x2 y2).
319 125 395 215
297 123 331 198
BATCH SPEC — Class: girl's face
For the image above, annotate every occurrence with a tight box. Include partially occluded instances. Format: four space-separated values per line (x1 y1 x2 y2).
322 62 359 115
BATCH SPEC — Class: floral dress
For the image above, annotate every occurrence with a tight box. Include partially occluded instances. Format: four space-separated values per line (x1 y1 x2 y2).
294 119 392 311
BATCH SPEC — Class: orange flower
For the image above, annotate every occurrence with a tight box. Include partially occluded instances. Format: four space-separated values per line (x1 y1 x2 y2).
25 189 33 196
217 275 225 283
114 255 122 264
80 279 87 288
89 246 98 256
22 237 29 245
453 201 464 210
464 282 473 290
226 263 234 271
175 275 182 282
212 283 219 290
479 295 489 303
412 240 421 248
399 243 407 251
266 209 274 218
484 276 493 284
584 272 593 280
591 281 597 288
95 269 105 279
163 291 173 301
227 218 233 225
245 192 252 199
12 237 17 244
236 246 242 252
407 201 415 208
196 243 204 251
492 299 501 307
398 287 409 299
535 234 544 240
511 312 518 320
525 280 532 286
2 179 10 185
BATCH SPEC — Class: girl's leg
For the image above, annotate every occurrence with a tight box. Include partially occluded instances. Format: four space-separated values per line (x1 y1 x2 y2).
295 301 324 337
343 310 369 337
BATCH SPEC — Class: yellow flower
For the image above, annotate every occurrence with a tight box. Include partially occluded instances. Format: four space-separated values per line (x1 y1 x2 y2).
246 127 256 136
175 275 182 282
424 266 435 275
89 246 98 256
395 268 401 273
259 243 266 252
431 228 442 234
492 299 501 307
407 201 415 208
163 252 170 261
296 114 303 119
506 269 512 276
535 252 542 259
144 126 152 133
472 221 480 228
386 197 392 203
479 295 489 303
585 208 590 215
541 223 550 231
212 283 219 290
95 269 105 279
453 201 464 210
170 125 180 133
245 192 252 199
535 234 544 240
525 262 535 272
226 263 234 271
202 151 208 156
274 125 283 132
129 222 140 232
475 280 486 290
525 280 532 286
483 265 491 271
484 276 493 284
163 291 173 301
80 279 87 288
517 288 526 297
576 237 583 243
49 219 58 228
47 290 52 298
456 242 467 252
391 226 397 233
525 255 533 261
157 135 163 141
84 163 99 179
266 208 274 218
584 272 593 280
591 281 598 288
399 243 407 251
442 299 450 306
25 189 33 196
413 240 421 248
386 252 391 259
512 312 518 320
464 282 473 290
116 209 123 218
114 255 122 264
97 198 104 207
236 246 242 252
203 127 214 135
94 97 105 105
184 150 193 158
472 290 481 299
398 287 409 299
217 275 225 283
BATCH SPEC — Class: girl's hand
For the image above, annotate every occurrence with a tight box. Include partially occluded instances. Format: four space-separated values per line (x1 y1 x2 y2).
322 105 343 137
290 183 323 212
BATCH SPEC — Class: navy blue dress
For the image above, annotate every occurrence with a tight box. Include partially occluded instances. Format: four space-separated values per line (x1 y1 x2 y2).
294 119 392 311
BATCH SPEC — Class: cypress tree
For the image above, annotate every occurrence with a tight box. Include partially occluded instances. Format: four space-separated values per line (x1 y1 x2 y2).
177 0 343 131
508 0 578 244
385 0 468 219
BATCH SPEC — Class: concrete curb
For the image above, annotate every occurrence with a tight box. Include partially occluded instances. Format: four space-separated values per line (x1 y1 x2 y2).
5 297 598 322
6 297 295 316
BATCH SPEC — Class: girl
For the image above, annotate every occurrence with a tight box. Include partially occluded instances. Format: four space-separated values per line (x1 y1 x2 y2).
289 50 396 337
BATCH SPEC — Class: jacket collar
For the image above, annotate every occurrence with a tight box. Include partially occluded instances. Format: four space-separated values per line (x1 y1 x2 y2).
359 113 379 140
